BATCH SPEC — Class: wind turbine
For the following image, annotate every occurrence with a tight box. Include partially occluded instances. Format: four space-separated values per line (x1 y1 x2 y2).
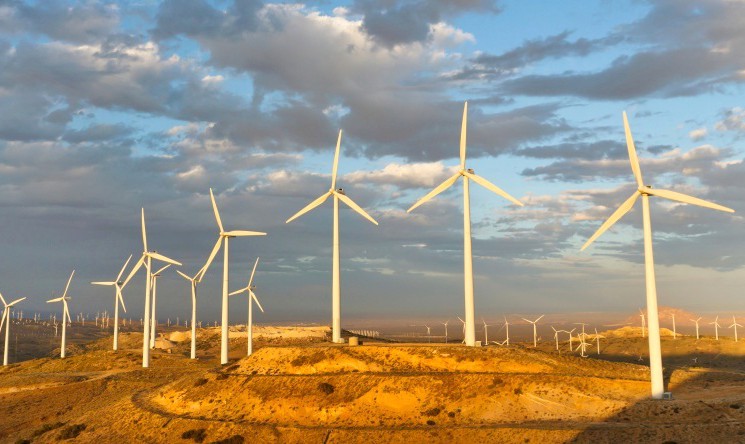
581 112 734 399
594 328 605 355
149 264 171 349
0 293 25 365
122 209 182 368
690 317 702 340
730 316 742 342
286 130 378 345
503 316 511 346
199 189 266 365
47 271 74 358
408 102 523 347
522 315 544 347
710 316 721 340
551 326 560 351
567 328 576 352
671 313 677 340
229 258 264 356
441 320 449 344
639 309 646 338
91 255 133 351
482 319 492 345
176 266 206 359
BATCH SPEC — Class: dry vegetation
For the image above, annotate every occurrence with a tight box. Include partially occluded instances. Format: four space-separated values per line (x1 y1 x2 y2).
0 326 744 443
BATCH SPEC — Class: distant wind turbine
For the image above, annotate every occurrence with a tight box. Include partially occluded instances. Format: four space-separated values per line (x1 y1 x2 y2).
482 319 492 345
407 102 523 347
730 316 742 342
522 315 544 347
639 309 646 338
441 320 449 344
91 255 133 351
690 317 702 340
149 264 171 349
176 266 206 360
503 316 510 346
710 316 721 340
551 326 559 351
581 112 734 399
671 313 677 340
121 209 181 368
0 293 26 365
229 258 264 356
594 328 605 355
47 270 74 358
286 130 378 345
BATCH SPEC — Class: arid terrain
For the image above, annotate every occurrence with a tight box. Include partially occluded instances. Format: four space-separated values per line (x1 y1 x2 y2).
1 324 745 443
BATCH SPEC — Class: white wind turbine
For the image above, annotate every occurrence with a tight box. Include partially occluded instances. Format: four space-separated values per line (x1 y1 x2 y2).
457 316 466 343
47 270 74 358
730 316 742 342
176 266 206 360
551 326 560 351
91 255 132 351
671 313 677 340
594 328 605 355
482 319 492 345
286 130 378 344
690 317 702 340
122 209 182 368
503 316 511 346
229 258 264 356
408 102 523 347
710 316 721 340
639 309 646 338
200 188 266 365
0 293 26 365
522 315 544 348
149 264 171 349
567 328 576 352
441 320 449 344
581 112 735 399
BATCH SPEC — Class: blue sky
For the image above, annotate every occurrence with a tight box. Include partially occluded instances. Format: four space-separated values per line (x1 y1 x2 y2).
0 0 744 327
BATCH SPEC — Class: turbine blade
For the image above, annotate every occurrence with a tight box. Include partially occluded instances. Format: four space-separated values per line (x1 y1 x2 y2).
337 193 379 225
8 297 26 307
62 270 75 298
209 188 225 232
646 188 735 213
407 172 461 213
463 171 524 207
148 252 182 266
153 264 171 275
536 315 544 322
122 255 145 288
286 191 332 223
0 292 6 306
581 191 640 251
91 281 116 286
248 257 260 287
64 301 72 324
116 286 127 313
623 111 644 187
141 208 148 252
250 290 264 313
223 230 267 237
460 101 468 169
176 270 191 281
228 288 246 296
116 254 134 282
199 237 224 280
0 310 5 333
331 129 342 190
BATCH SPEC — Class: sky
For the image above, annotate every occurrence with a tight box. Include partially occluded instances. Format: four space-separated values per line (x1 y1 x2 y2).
1 0 744 327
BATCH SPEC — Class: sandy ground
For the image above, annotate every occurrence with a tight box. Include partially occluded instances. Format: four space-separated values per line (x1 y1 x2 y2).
1 326 744 443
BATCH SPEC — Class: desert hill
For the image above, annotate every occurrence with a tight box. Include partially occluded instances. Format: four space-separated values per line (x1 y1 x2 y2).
1 327 745 443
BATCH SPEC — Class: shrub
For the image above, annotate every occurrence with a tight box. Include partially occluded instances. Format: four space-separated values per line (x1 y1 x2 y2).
318 382 335 394
182 428 207 443
58 424 86 440
211 435 245 444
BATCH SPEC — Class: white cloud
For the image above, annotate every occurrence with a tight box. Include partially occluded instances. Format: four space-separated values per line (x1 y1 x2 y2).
689 127 707 141
344 161 459 189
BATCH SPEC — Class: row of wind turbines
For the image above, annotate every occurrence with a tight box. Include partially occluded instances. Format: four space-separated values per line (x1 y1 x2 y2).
1 103 736 402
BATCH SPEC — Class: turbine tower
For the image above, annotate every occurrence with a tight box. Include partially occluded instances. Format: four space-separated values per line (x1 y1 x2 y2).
710 316 721 340
149 264 171 349
408 102 524 346
201 188 266 365
47 270 74 358
91 255 133 351
441 320 449 344
286 130 378 344
730 316 742 342
229 258 264 356
0 293 26 365
122 209 181 368
581 112 735 399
